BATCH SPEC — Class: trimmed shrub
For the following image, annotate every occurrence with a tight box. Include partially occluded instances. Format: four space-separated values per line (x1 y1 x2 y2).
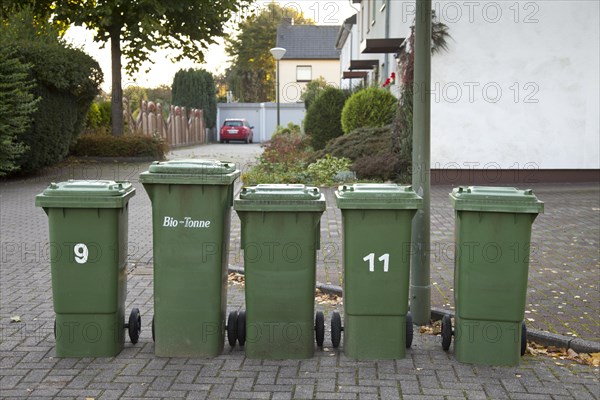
172 68 217 128
70 134 168 159
341 87 397 134
304 87 348 150
1 9 102 173
313 125 409 181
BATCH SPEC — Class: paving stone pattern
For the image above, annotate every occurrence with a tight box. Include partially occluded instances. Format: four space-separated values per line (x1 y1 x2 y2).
1 144 599 399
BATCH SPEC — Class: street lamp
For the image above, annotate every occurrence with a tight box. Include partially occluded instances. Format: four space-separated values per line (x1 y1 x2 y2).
270 47 286 127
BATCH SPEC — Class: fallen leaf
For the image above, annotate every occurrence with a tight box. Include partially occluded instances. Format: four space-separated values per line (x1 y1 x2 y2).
227 273 245 286
10 315 21 323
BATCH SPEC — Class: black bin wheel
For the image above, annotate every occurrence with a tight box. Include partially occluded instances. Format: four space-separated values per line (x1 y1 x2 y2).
53 319 56 338
227 311 238 347
315 311 325 347
128 308 141 344
237 311 246 346
406 312 414 348
521 321 527 356
330 311 342 348
151 316 155 342
441 314 453 351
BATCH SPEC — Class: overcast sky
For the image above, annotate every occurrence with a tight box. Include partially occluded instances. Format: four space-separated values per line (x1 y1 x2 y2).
63 1 357 93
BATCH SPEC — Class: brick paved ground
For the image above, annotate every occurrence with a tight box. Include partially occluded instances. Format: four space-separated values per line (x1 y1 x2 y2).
1 144 599 399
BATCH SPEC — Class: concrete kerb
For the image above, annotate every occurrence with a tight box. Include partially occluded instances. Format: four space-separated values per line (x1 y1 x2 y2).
227 264 600 354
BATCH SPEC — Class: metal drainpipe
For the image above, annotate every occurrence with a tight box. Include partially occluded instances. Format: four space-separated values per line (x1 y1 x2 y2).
410 0 432 326
384 0 391 80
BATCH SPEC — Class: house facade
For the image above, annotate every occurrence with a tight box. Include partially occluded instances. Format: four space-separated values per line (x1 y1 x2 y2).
276 20 341 103
337 1 599 182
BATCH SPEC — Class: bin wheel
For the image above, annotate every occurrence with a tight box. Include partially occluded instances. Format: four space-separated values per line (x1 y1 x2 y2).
237 311 246 346
406 312 414 348
441 314 452 351
53 319 56 338
315 312 325 347
330 311 342 348
521 321 527 356
128 308 141 344
227 311 238 347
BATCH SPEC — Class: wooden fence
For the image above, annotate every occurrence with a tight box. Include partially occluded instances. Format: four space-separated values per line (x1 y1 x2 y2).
124 98 207 147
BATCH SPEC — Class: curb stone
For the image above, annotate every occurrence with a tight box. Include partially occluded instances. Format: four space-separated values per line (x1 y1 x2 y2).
228 265 600 354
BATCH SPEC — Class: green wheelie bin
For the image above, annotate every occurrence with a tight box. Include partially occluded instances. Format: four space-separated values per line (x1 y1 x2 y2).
233 184 326 359
35 180 140 357
333 184 422 359
442 186 544 366
139 159 240 357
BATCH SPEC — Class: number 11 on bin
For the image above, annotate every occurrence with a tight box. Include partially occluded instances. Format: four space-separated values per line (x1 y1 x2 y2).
363 253 390 272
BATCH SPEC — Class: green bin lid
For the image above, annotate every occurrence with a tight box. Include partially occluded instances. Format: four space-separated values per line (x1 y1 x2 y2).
35 180 135 208
234 184 326 212
449 186 544 213
335 183 423 210
139 159 240 185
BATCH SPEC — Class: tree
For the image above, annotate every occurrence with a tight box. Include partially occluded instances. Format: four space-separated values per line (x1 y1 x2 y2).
50 0 252 136
172 69 217 129
226 3 312 102
0 46 38 175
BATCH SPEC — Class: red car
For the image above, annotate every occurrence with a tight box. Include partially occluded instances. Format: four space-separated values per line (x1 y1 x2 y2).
220 119 254 144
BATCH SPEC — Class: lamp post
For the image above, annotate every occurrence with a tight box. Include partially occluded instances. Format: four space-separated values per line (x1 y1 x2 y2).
270 47 286 127
411 0 432 326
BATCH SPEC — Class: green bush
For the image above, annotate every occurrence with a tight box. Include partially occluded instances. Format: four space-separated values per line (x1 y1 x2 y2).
313 125 409 181
172 68 217 128
341 87 397 134
1 8 102 173
0 46 38 176
304 87 348 150
305 154 353 186
70 134 168 159
15 43 101 172
241 123 353 186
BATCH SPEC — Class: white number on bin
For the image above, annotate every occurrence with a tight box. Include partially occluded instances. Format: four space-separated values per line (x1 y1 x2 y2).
74 243 89 264
363 253 390 272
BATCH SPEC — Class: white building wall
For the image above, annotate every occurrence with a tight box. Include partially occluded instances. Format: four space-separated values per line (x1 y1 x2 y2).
430 0 600 169
278 59 340 103
217 103 306 143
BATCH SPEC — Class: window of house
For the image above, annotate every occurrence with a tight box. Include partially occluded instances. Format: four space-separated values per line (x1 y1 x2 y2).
296 66 312 82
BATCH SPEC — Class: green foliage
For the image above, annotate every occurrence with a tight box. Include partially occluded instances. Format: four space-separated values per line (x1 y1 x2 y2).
146 84 172 109
304 87 348 150
172 69 217 128
0 46 39 176
226 3 313 102
0 8 102 173
85 102 102 129
341 87 397 134
123 86 148 114
261 123 312 167
300 77 330 110
313 125 408 182
242 124 352 186
71 133 167 159
305 155 353 186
